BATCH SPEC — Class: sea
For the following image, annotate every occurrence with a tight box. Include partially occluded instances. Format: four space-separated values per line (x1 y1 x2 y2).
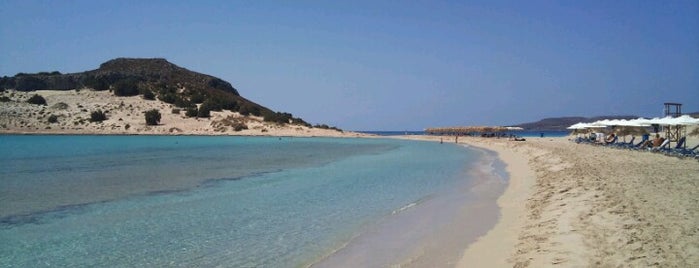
0 135 507 267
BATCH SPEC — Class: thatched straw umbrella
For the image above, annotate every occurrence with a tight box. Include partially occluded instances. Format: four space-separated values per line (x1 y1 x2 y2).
613 126 649 142
425 126 508 136
689 126 699 137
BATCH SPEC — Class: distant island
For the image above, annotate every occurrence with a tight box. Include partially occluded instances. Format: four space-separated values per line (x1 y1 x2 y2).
514 112 699 131
0 58 356 136
513 115 640 131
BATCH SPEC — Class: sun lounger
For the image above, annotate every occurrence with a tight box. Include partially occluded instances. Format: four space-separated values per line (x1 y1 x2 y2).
660 138 697 157
652 139 671 152
605 135 618 145
657 137 684 152
612 136 635 149
676 136 686 149
677 144 699 157
634 135 649 148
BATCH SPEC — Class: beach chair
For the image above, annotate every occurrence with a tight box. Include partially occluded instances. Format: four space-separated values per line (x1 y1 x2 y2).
660 137 693 157
614 136 636 149
651 139 670 152
675 136 686 150
677 144 699 157
597 132 607 144
634 135 649 148
660 136 685 151
605 135 618 145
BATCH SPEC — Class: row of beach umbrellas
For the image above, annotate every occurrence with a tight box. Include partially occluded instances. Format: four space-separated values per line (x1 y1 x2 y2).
567 115 699 130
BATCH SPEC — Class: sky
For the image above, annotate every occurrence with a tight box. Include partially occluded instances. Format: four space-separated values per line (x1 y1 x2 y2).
1 1 698 130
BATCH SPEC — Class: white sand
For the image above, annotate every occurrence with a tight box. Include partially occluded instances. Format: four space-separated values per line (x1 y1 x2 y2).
434 136 698 267
397 135 698 267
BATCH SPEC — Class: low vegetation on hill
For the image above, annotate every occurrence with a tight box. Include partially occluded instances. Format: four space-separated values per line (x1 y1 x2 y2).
26 94 47 105
90 110 107 122
144 109 161 126
0 58 325 130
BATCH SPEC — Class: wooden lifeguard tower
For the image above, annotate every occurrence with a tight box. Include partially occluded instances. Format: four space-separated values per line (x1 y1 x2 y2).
664 102 682 117
664 103 685 148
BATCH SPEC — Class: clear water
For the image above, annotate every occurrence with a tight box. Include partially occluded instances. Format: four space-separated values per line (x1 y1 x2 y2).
0 135 494 267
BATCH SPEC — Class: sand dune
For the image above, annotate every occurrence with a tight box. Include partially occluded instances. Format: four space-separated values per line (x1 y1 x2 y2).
0 89 368 137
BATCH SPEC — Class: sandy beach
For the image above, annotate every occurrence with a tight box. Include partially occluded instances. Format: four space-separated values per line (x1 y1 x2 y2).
402 135 699 267
3 89 699 267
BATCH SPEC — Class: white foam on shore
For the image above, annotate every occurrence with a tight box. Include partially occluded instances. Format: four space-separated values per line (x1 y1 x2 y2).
392 202 418 214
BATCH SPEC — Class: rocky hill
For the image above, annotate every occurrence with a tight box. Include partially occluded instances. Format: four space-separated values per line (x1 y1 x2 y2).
0 58 312 126
0 58 355 136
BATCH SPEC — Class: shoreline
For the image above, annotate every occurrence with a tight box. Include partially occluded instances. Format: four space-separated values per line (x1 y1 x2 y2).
394 135 535 267
311 140 508 268
455 138 536 267
397 135 699 267
3 126 698 266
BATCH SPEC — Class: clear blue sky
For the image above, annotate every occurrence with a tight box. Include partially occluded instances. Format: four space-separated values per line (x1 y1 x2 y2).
1 1 698 130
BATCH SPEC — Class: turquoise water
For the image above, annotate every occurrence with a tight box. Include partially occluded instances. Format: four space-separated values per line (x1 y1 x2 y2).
0 135 496 267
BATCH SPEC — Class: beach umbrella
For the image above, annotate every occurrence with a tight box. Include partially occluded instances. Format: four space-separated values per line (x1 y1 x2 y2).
626 117 652 127
592 119 612 126
647 116 674 125
583 119 611 128
666 115 699 126
567 122 587 129
601 119 627 126
618 119 645 127
585 122 608 128
609 118 650 138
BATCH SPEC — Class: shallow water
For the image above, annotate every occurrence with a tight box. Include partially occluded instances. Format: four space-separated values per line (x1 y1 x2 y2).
311 146 506 267
0 135 504 267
